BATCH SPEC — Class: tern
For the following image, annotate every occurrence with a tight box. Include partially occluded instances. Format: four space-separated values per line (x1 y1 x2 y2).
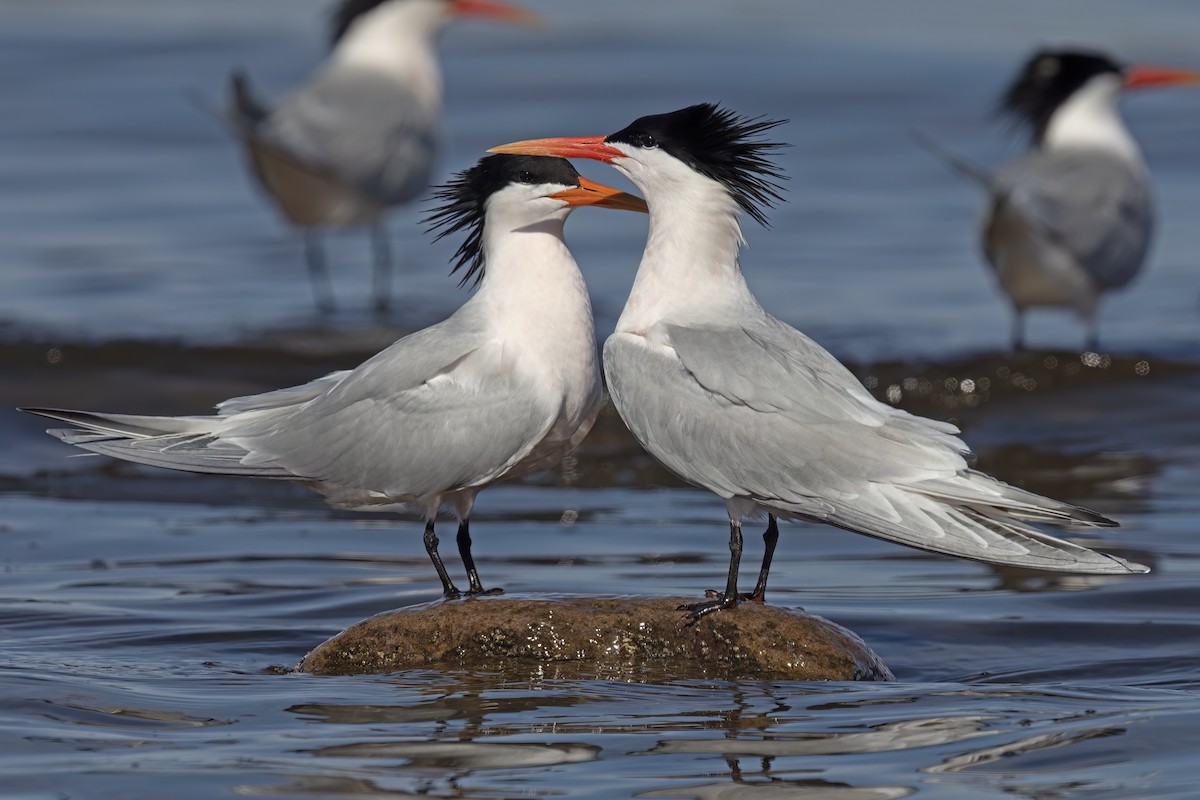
227 0 535 314
492 103 1149 621
921 49 1200 350
22 155 647 598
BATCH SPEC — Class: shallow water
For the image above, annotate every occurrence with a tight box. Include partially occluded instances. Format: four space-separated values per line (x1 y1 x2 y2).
4 1 1200 798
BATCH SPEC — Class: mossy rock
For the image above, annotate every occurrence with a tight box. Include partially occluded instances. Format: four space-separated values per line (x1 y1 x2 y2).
299 595 892 681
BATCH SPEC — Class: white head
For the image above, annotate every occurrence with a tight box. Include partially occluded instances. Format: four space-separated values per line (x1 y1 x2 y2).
999 48 1200 158
488 104 787 246
424 154 647 288
329 0 535 71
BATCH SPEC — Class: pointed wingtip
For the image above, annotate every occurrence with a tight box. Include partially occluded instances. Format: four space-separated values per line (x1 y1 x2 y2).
1111 555 1150 574
909 128 995 189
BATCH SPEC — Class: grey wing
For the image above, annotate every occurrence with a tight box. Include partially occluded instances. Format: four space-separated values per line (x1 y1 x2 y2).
220 320 561 501
605 321 965 507
21 407 294 477
989 152 1154 290
26 315 560 499
603 321 1143 574
263 67 440 204
218 371 352 415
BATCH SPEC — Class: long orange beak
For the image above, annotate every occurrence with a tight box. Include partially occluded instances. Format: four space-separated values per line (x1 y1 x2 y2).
1124 65 1200 90
451 0 539 26
549 177 647 213
490 136 625 164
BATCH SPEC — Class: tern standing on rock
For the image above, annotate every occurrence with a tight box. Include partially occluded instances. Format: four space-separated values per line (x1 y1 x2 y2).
228 0 536 314
23 155 647 599
924 49 1200 350
493 103 1148 622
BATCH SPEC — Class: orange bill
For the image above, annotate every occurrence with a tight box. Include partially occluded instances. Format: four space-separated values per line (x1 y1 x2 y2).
451 0 539 26
1124 65 1200 90
490 136 625 164
550 177 647 213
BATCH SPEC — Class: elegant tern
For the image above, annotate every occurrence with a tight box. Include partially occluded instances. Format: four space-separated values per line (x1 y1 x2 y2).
23 155 646 598
924 49 1200 350
227 0 535 313
492 103 1148 621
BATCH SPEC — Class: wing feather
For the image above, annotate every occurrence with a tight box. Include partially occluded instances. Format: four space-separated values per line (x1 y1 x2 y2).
262 66 439 205
988 151 1153 290
604 318 1144 575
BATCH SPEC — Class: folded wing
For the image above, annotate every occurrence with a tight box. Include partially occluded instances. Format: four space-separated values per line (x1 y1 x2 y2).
604 317 1144 574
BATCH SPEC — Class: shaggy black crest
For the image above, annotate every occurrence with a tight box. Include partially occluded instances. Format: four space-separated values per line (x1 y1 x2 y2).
424 154 581 288
606 103 787 227
999 49 1124 145
331 0 412 45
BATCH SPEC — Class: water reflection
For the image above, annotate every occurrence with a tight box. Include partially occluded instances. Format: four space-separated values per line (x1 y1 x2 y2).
639 779 913 799
648 716 992 757
311 740 600 770
925 724 1126 774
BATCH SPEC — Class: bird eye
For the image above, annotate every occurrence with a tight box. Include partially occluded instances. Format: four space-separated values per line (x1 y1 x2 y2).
635 133 658 149
516 170 536 184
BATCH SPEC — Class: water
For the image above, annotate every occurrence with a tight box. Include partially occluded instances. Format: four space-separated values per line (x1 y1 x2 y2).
4 1 1200 797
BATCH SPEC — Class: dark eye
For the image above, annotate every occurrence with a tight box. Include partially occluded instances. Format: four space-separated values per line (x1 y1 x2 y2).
516 170 535 184
634 132 658 149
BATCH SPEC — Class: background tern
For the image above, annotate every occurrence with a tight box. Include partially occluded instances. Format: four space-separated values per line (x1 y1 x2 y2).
921 49 1200 350
226 0 535 313
22 154 646 599
493 103 1149 621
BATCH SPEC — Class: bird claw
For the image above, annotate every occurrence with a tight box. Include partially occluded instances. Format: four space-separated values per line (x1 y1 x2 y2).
467 586 504 598
699 587 765 604
678 593 740 626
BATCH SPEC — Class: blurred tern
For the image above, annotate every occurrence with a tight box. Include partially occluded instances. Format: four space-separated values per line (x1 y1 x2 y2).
227 0 535 313
922 49 1200 350
492 103 1148 621
23 155 646 598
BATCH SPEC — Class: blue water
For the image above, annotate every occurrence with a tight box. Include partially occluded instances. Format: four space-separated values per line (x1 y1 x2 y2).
4 1 1200 797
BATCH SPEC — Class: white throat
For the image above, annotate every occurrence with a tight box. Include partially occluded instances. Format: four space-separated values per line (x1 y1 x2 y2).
475 207 590 322
330 2 445 105
613 153 756 333
1042 74 1142 165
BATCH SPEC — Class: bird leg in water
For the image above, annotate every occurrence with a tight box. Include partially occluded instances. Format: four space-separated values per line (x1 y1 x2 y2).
746 514 779 603
1085 315 1101 353
456 519 502 596
681 520 744 624
1010 309 1026 352
303 230 336 313
371 222 393 316
423 520 462 598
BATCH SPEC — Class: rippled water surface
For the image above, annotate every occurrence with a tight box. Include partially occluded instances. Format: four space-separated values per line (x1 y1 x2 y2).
4 1 1200 798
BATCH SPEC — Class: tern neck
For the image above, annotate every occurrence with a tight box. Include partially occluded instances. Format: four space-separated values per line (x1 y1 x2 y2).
330 7 444 104
1041 75 1142 165
475 211 591 323
616 177 754 333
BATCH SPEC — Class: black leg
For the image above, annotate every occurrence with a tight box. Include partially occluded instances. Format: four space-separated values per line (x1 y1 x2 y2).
456 519 502 596
370 222 392 316
424 520 461 598
1010 309 1025 352
681 520 743 624
1085 318 1099 353
747 514 779 603
304 230 335 314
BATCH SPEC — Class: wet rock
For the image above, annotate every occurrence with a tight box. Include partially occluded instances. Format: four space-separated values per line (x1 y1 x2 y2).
298 595 893 681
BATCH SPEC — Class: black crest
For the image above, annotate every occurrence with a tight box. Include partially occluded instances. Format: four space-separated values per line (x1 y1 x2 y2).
999 49 1124 145
331 0 405 45
424 154 581 288
606 103 787 227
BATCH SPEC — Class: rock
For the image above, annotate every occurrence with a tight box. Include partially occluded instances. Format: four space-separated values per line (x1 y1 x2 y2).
298 595 893 681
